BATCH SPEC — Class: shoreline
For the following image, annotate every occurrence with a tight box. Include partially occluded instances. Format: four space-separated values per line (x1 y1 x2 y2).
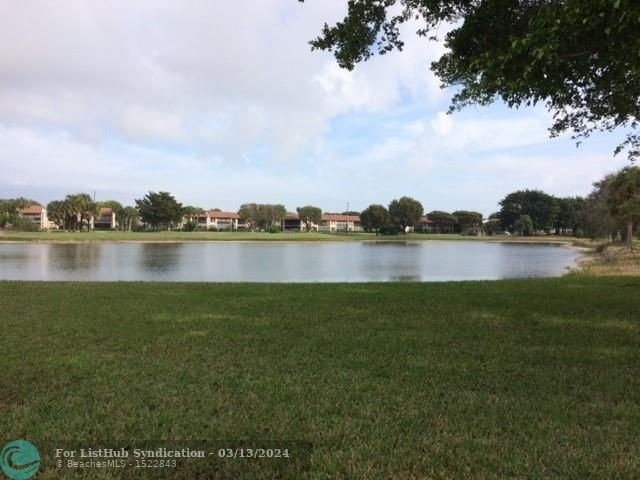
569 243 640 276
0 231 588 246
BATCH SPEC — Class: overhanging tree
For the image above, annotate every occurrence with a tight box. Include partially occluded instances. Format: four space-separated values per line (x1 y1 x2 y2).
302 0 640 160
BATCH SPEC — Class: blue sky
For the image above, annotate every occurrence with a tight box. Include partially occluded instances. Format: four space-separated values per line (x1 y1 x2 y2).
0 1 631 217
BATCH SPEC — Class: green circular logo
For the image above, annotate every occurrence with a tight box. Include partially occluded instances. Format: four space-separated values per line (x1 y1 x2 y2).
0 440 40 480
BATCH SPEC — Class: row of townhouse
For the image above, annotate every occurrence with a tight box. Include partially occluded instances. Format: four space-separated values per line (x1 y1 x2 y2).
282 213 362 232
183 211 241 230
18 206 280 231
17 206 464 233
286 214 461 233
16 206 117 230
184 211 363 232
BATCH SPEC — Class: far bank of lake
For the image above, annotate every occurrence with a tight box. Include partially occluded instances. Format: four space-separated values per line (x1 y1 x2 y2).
0 230 585 244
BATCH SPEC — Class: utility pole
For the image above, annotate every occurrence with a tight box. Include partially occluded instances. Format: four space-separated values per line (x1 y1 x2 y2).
346 201 349 233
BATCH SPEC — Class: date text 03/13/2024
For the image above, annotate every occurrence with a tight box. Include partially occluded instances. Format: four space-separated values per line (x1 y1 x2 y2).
55 447 292 459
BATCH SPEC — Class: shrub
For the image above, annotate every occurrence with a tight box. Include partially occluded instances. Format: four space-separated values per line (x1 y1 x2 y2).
183 220 198 232
379 224 401 236
4 216 40 232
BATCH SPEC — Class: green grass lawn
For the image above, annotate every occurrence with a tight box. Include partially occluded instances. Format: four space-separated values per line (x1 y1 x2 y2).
2 279 639 479
0 230 361 242
0 229 583 245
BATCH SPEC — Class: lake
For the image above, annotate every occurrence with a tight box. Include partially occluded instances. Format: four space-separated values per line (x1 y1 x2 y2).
0 241 582 282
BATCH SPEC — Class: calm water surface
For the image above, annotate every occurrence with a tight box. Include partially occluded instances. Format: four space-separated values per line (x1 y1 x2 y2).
0 241 582 282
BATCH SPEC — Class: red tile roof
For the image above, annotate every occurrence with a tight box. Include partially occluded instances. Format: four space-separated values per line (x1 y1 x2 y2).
321 214 360 222
18 205 44 214
209 210 240 219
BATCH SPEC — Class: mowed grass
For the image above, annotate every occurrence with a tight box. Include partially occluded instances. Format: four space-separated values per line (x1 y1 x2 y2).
0 229 583 245
0 230 361 242
1 279 640 479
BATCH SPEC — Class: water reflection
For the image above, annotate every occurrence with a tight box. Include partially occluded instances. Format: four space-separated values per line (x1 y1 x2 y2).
140 243 183 273
363 241 421 247
0 251 29 260
0 241 582 282
389 275 422 282
49 244 102 272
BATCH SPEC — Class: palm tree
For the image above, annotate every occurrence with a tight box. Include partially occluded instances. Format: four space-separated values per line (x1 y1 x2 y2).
63 195 82 230
120 206 139 231
46 200 68 229
65 193 98 231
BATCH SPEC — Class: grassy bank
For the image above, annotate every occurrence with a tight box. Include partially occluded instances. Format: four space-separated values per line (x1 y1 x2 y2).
0 230 357 243
2 279 639 478
572 241 640 276
0 229 583 245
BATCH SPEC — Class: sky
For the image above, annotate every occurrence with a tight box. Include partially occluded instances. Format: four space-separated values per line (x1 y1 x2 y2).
0 1 632 217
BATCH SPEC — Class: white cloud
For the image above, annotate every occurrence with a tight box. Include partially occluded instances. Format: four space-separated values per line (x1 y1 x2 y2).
120 107 184 143
0 1 632 215
430 112 453 136
0 1 446 152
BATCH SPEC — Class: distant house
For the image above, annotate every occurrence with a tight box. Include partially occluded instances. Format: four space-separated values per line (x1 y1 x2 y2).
426 213 458 233
208 210 240 231
93 207 117 230
414 216 436 233
184 211 209 230
283 212 305 231
320 214 361 232
17 205 51 230
181 210 241 230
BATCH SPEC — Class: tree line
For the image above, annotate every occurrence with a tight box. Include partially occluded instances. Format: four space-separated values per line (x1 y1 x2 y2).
43 195 140 231
2 166 639 249
359 198 483 236
493 166 640 251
